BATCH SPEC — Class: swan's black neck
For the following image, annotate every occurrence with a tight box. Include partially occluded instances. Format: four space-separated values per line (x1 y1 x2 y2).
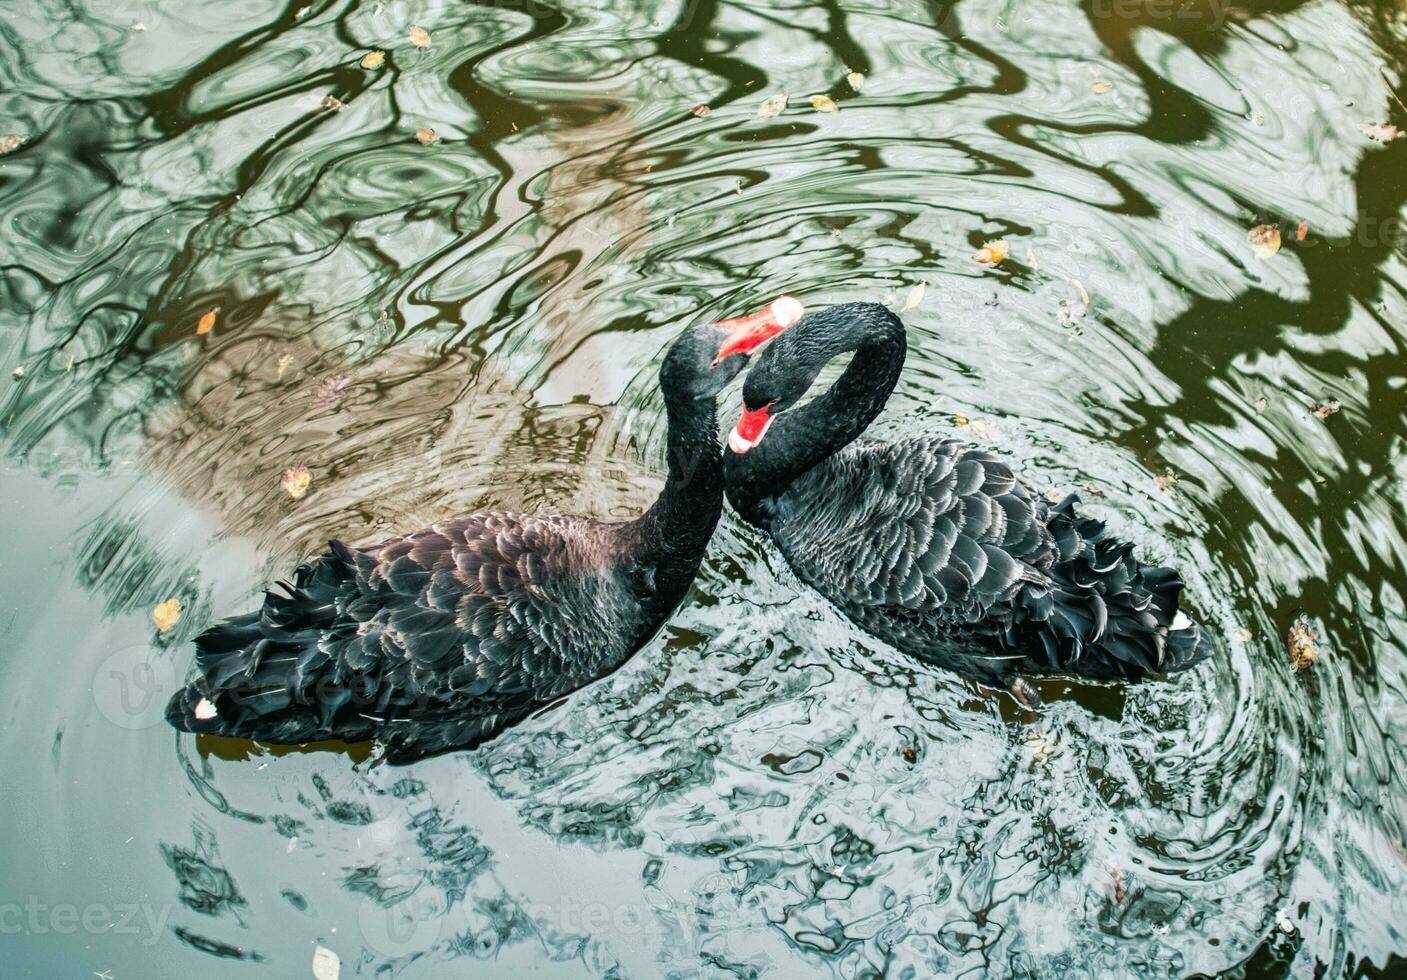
629 389 724 603
725 303 906 526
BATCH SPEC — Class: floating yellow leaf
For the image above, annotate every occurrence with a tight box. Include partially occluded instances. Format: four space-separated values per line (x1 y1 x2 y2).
846 72 864 92
360 50 386 70
415 127 439 144
409 25 431 48
975 240 1009 264
1296 221 1308 241
275 353 295 380
756 93 787 120
810 95 838 113
1248 224 1280 259
1235 627 1253 642
1308 399 1340 419
690 103 711 117
320 95 345 112
282 464 311 499
152 598 181 633
1287 620 1319 670
196 308 218 335
953 414 969 428
1092 81 1112 94
1 134 25 155
1359 121 1404 143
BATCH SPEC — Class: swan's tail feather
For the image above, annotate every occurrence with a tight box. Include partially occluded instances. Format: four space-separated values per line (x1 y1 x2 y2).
1029 495 1216 680
1165 612 1216 672
165 548 373 745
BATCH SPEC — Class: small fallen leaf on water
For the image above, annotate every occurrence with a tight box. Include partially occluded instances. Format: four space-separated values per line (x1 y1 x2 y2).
320 95 345 112
690 103 711 117
1254 394 1267 414
1057 299 1086 327
968 419 998 441
1251 114 1265 126
1106 865 1127 904
810 94 838 113
295 6 310 18
900 746 917 763
415 127 438 144
1296 221 1308 241
1359 121 1404 142
953 414 969 428
756 93 787 120
901 282 925 311
360 50 386 70
282 465 312 499
1308 399 1340 419
276 353 296 380
317 373 352 405
1154 467 1179 494
152 598 181 632
846 71 864 92
1249 224 1281 259
1287 620 1319 670
1092 81 1112 94
409 25 431 48
12 366 24 380
1083 483 1104 497
312 945 340 980
0 135 26 155
1235 627 1253 642
975 240 1009 265
196 308 218 336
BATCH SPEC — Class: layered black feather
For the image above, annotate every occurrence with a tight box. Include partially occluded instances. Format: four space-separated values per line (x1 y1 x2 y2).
167 516 657 761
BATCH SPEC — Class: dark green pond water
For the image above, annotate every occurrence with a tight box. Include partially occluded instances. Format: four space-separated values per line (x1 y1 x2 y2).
3 0 1407 976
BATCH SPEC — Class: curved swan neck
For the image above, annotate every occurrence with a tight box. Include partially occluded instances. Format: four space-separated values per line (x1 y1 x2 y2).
726 304 906 520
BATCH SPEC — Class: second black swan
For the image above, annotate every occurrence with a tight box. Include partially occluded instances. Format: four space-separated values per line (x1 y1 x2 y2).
723 302 1214 704
166 296 805 762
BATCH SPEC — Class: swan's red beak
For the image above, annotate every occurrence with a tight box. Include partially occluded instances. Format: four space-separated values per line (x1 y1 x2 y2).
727 402 774 454
711 296 804 367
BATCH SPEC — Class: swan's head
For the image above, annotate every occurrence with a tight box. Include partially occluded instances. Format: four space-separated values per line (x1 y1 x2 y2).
662 296 804 399
727 302 901 454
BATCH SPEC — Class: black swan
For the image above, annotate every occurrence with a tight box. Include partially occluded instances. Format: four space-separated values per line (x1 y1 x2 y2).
166 296 806 762
723 302 1214 705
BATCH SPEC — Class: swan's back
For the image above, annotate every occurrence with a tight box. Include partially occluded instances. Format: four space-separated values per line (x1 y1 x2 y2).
166 513 658 762
762 437 1213 683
